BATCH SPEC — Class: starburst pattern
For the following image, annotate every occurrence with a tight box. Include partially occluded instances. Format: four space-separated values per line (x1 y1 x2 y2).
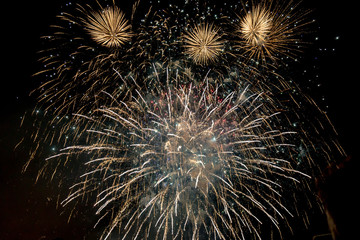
239 5 272 50
83 5 132 47
235 0 309 62
183 22 224 65
51 73 308 240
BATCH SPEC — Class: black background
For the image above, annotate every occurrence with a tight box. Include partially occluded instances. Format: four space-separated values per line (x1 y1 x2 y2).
1 0 356 239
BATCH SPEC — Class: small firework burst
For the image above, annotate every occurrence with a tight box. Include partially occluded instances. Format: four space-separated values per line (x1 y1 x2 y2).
32 2 134 118
183 22 224 65
239 5 272 50
83 5 132 47
25 2 137 166
235 0 309 63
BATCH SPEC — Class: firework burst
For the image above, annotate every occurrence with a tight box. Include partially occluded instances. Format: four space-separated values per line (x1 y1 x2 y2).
238 5 272 51
235 0 310 63
83 5 132 48
23 1 140 169
183 22 224 66
47 69 311 240
22 0 346 239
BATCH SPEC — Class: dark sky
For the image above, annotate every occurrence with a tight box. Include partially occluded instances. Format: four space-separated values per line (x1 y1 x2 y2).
1 0 356 239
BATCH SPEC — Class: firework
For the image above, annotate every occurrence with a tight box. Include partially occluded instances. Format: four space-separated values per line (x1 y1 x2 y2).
183 22 224 65
23 1 140 169
83 5 132 47
238 5 272 52
33 11 117 116
234 0 310 63
23 1 346 239
46 68 312 240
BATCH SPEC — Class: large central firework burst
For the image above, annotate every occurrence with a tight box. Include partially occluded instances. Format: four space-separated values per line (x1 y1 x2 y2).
51 71 308 240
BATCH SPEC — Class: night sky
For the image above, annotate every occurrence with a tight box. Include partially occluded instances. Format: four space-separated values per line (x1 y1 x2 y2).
1 0 356 239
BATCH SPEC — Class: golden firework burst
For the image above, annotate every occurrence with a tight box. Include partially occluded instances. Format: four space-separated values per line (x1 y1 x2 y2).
239 5 272 49
83 5 132 48
183 22 224 65
235 0 309 63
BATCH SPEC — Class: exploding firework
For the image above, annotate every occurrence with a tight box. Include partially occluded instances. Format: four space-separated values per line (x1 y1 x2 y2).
183 22 224 65
234 0 310 63
23 1 139 169
83 5 132 47
22 0 346 239
32 0 147 118
49 71 309 239
238 5 272 52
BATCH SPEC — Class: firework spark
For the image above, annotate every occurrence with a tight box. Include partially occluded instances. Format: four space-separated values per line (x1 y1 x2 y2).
83 5 132 48
183 22 224 65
